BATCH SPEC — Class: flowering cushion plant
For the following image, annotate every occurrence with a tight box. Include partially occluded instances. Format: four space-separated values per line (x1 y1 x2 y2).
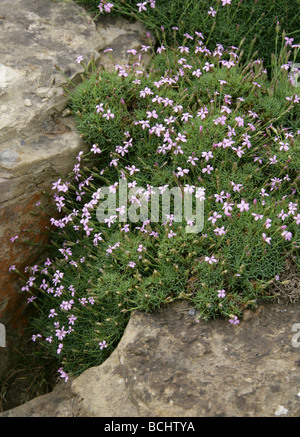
10 29 299 380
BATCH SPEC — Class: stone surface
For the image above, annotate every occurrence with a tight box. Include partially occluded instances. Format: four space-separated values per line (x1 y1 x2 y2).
2 300 300 417
0 0 153 340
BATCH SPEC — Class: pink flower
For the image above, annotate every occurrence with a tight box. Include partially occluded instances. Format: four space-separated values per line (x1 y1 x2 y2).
252 213 263 221
235 116 244 127
217 289 226 298
203 62 214 72
121 224 130 233
293 214 300 225
99 340 108 350
91 144 101 154
176 167 189 177
48 309 58 318
208 7 216 16
68 315 77 326
176 132 187 142
214 191 226 203
262 233 271 245
58 368 68 382
264 218 272 229
103 109 114 120
93 233 103 246
260 188 269 197
75 55 83 64
229 315 239 325
60 300 74 311
187 155 199 166
208 212 222 224
168 230 177 238
285 37 294 46
102 2 114 13
202 165 214 174
214 226 227 236
128 261 136 268
202 151 214 161
281 230 292 241
104 215 117 227
96 103 104 113
205 255 218 264
137 2 147 12
237 199 250 212
269 155 277 165
231 182 243 192
104 3 114 14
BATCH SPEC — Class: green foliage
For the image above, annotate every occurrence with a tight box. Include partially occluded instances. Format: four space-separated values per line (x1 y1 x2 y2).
77 0 300 70
11 14 299 379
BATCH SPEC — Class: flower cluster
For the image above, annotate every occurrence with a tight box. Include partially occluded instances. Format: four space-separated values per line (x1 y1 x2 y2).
10 29 299 379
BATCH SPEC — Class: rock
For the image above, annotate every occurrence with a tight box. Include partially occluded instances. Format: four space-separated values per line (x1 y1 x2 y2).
94 16 155 72
2 300 300 417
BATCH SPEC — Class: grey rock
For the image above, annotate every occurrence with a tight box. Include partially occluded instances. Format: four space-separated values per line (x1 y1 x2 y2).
2 301 300 417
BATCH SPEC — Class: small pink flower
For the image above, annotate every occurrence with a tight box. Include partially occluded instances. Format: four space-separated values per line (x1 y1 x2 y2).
262 233 271 245
281 230 292 241
229 315 239 325
128 261 136 268
205 255 218 264
217 289 226 298
75 55 83 64
237 199 250 212
235 116 244 127
208 7 216 16
103 109 114 120
99 340 108 350
58 368 68 382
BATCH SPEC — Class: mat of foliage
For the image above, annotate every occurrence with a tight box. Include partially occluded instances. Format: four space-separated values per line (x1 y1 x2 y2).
10 32 299 379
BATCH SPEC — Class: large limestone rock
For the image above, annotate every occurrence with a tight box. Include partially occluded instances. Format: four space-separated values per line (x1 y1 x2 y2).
2 300 300 417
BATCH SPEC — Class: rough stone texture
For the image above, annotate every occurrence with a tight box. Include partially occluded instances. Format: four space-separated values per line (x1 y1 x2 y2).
0 0 153 339
95 16 154 72
2 300 300 417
